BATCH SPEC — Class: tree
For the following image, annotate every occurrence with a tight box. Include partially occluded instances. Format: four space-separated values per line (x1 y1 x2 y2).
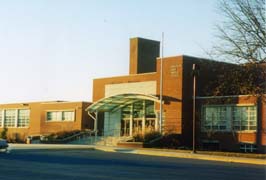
0 127 8 139
205 63 266 97
213 0 266 63
207 0 266 98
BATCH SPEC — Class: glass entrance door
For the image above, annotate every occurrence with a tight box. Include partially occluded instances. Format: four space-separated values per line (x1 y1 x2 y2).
133 118 142 135
121 119 130 136
145 118 155 132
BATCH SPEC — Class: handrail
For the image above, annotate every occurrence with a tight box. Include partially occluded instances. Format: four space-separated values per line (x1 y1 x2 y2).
41 130 95 143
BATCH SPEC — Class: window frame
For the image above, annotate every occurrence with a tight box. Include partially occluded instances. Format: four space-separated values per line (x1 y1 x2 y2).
232 106 257 131
0 108 30 128
17 109 30 127
0 109 2 127
201 104 257 132
4 109 17 128
46 110 75 122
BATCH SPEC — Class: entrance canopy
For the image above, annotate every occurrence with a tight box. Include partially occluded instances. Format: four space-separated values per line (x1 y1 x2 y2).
86 93 161 113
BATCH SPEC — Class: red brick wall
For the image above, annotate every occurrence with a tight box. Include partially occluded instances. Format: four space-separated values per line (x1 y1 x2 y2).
0 101 92 141
198 96 266 153
93 56 184 134
261 100 266 145
156 56 183 133
39 102 89 134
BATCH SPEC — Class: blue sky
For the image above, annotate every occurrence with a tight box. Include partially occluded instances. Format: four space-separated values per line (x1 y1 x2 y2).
0 0 221 103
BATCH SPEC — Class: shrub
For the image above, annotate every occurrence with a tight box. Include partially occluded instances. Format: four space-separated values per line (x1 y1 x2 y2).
150 133 185 149
144 131 162 143
133 133 144 142
0 127 8 139
133 131 162 143
42 130 82 141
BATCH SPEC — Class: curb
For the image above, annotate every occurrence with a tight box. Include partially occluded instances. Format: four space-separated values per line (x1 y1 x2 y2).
134 149 266 165
7 144 266 165
8 144 95 150
94 146 266 165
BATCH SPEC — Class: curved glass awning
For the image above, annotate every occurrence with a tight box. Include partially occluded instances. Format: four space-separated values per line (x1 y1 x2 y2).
86 93 161 113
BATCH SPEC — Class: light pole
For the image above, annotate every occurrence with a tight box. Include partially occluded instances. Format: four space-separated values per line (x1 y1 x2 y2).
192 64 196 153
159 32 164 134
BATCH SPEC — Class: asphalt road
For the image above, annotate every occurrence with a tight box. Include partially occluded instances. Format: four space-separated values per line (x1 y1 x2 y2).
0 149 265 180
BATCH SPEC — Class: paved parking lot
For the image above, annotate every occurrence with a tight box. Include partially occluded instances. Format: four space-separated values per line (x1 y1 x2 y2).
0 149 265 180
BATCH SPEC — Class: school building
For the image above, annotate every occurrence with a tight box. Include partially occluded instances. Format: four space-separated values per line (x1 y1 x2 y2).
0 101 91 141
87 37 266 153
0 37 264 153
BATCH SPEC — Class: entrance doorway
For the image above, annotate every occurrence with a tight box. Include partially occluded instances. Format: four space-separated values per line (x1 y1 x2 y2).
145 118 155 132
120 100 157 136
133 118 142 135
121 119 130 136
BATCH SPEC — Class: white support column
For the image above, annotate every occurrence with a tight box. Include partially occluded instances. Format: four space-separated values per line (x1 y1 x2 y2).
1 110 4 127
155 111 159 131
129 104 133 136
15 109 18 128
88 111 98 142
107 112 110 136
142 100 146 134
95 111 98 138
159 32 164 134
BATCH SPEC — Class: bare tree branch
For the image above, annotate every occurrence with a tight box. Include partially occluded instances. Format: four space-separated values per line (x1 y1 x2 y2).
213 0 266 63
204 0 266 98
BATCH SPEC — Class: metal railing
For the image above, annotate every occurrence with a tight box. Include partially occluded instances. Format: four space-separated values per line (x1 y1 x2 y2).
40 130 96 144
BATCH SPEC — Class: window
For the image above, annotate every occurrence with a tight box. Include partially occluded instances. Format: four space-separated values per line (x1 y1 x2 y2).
232 106 257 131
240 143 257 153
122 105 131 119
4 110 16 127
145 101 156 118
47 111 62 121
202 106 228 131
133 101 144 118
201 105 257 132
0 109 30 128
62 111 75 121
0 110 2 127
47 111 75 121
18 109 30 127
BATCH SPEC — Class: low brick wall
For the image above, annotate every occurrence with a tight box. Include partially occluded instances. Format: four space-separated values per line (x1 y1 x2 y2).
117 142 144 148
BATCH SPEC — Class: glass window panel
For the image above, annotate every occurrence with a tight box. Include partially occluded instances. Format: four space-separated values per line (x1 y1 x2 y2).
232 106 257 131
18 109 30 127
249 126 257 130
204 126 211 130
122 105 131 119
202 106 228 131
145 101 155 118
47 111 62 121
220 126 226 130
241 121 248 125
212 126 219 130
233 126 240 130
249 121 257 126
0 110 2 127
133 101 144 118
241 126 249 130
62 111 74 121
5 110 16 127
233 121 240 126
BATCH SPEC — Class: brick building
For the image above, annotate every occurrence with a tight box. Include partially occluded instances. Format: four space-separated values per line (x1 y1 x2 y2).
0 101 92 141
198 95 265 153
1 37 264 153
87 37 266 153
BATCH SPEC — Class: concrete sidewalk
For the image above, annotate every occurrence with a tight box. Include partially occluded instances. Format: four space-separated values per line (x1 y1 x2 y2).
95 145 266 165
7 144 266 165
